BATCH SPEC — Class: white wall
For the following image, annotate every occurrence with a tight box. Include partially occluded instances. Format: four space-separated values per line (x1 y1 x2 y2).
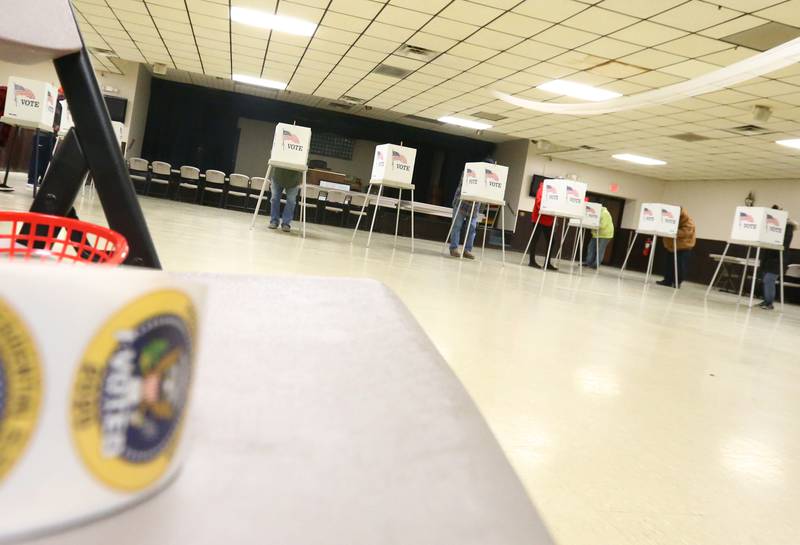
663 179 800 249
234 117 379 181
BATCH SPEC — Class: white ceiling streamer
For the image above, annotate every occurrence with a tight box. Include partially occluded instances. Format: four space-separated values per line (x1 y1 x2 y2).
495 36 800 115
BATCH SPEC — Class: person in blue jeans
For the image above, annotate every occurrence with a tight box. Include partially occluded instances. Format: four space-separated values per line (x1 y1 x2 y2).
449 157 495 260
583 206 614 269
268 167 301 232
759 205 796 310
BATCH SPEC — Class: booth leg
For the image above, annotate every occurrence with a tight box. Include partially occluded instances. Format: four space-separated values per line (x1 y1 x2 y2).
481 204 490 259
31 128 40 198
595 236 600 272
394 188 401 248
461 201 476 259
554 220 569 263
520 216 541 266
737 246 751 302
443 199 462 254
748 247 761 308
410 189 415 253
706 242 730 297
673 238 679 289
301 172 307 238
351 183 372 241
366 184 383 248
543 217 557 274
501 206 506 266
779 250 785 311
619 232 638 278
578 223 584 275
250 164 272 229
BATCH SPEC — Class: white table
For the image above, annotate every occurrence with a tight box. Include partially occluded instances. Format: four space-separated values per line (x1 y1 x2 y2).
351 180 415 252
25 274 553 545
444 195 506 263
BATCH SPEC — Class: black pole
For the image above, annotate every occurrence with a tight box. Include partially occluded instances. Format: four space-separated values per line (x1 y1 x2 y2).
53 48 160 268
29 128 88 217
31 128 40 198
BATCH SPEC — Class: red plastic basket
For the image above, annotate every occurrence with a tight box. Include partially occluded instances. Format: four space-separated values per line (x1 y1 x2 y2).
0 211 129 265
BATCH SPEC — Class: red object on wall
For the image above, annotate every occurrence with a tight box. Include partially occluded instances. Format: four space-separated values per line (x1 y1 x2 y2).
610 183 619 193
643 237 652 257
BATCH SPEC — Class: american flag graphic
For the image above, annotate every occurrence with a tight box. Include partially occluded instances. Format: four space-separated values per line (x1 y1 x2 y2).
392 150 407 164
376 151 384 162
466 168 477 178
282 130 301 145
739 211 755 222
13 83 36 102
566 185 579 198
766 213 781 226
485 169 499 182
545 184 558 195
586 205 597 217
46 89 54 106
643 207 654 218
661 208 675 220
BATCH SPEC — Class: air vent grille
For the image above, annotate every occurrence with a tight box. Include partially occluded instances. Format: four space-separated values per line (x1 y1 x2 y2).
670 133 711 142
404 115 444 125
726 124 774 136
395 44 439 62
372 64 412 78
471 111 507 122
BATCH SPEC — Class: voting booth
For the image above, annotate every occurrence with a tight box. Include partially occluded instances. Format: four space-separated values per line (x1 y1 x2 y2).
620 203 681 288
441 162 509 263
520 178 589 272
352 144 419 252
707 207 789 308
250 123 312 237
565 202 603 268
0 76 57 131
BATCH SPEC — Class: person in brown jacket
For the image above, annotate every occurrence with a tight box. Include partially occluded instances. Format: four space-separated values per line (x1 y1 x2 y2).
657 208 696 287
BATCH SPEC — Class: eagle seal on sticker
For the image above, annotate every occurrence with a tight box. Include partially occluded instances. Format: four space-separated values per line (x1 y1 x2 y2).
0 299 42 484
71 290 197 491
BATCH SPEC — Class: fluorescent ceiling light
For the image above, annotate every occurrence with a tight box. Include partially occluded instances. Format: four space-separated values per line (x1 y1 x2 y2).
230 7 316 36
612 153 666 166
776 138 800 150
233 74 287 90
438 116 492 130
537 80 621 102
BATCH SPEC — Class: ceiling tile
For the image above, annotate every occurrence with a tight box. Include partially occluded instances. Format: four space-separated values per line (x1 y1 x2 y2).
597 0 686 18
507 39 567 60
563 6 639 34
376 5 432 29
656 35 732 57
619 49 685 70
611 20 687 47
328 0 384 18
513 0 588 23
576 36 643 59
466 28 524 50
535 25 599 49
388 0 452 14
651 1 740 32
660 59 727 77
438 0 503 24
421 17 479 40
487 12 552 38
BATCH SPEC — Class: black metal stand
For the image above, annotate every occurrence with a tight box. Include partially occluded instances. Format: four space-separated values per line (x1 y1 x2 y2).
0 126 19 192
45 46 160 268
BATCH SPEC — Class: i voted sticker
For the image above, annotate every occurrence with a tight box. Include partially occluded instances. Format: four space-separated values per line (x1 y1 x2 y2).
71 290 197 491
0 299 42 484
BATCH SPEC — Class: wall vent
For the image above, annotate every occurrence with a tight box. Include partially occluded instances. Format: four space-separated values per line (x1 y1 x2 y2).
471 111 507 122
395 44 439 62
670 132 711 142
726 124 773 136
404 114 444 125
372 64 413 78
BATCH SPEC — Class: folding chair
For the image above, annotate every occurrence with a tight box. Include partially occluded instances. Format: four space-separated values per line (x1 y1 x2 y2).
248 177 268 213
176 165 200 203
127 157 149 195
148 161 172 198
226 173 249 209
201 169 225 207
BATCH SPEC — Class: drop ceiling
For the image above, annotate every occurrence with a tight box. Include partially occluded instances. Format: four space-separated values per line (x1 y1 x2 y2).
72 0 800 181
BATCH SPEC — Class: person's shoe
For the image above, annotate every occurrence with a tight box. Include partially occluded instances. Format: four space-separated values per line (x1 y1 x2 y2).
545 263 558 271
656 280 673 287
281 223 291 232
268 222 279 230
463 251 475 260
450 248 460 258
529 262 542 269
760 303 774 310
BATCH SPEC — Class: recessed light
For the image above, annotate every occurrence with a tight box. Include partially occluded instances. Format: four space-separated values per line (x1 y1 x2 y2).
233 74 287 90
230 7 316 36
438 116 492 130
612 153 666 166
537 80 621 102
776 138 800 150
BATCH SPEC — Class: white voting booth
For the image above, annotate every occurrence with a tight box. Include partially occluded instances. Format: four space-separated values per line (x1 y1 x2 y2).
565 202 602 268
352 144 417 251
443 162 509 262
620 203 681 288
706 206 789 308
0 76 58 193
250 123 311 237
520 178 587 272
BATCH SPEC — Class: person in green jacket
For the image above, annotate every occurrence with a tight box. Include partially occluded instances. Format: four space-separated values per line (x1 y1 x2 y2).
269 167 302 232
583 206 614 269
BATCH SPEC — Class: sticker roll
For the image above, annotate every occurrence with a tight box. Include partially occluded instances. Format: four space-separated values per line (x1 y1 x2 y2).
0 262 204 541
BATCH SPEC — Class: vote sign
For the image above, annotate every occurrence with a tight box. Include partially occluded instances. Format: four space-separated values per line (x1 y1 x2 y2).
371 144 416 185
460 162 509 203
1 76 57 132
637 203 680 236
270 123 311 168
730 206 788 247
540 179 587 218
